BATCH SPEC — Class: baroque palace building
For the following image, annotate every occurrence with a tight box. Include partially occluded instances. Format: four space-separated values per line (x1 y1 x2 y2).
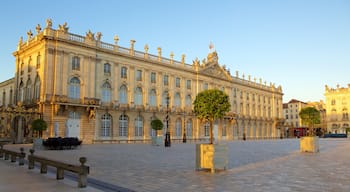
0 19 284 144
325 84 350 134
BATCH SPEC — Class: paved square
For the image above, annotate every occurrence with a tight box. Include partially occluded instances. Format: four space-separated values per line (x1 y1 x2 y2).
3 139 350 191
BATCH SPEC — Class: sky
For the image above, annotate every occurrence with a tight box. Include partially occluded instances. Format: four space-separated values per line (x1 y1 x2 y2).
0 0 349 103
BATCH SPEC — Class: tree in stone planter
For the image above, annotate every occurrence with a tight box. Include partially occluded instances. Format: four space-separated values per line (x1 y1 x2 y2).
193 89 231 144
151 118 163 136
31 119 48 138
299 107 320 136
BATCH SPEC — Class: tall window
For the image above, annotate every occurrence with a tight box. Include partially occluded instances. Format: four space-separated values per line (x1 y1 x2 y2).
174 93 181 107
72 56 80 71
121 67 127 78
222 120 227 136
149 89 156 106
204 122 210 136
186 119 192 137
101 113 111 137
34 76 40 100
36 54 41 69
2 92 5 106
185 95 191 106
186 80 191 89
151 72 156 84
119 85 127 104
9 90 13 105
69 77 80 99
136 70 142 81
175 77 181 88
135 115 143 136
175 118 182 137
203 83 208 90
135 87 143 105
26 79 32 102
162 92 169 106
119 114 128 137
163 75 169 86
28 57 32 72
104 63 111 74
19 82 24 102
101 82 111 103
68 111 80 119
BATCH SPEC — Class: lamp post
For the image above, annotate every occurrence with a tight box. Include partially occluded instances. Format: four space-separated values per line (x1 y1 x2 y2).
164 93 171 147
183 112 186 143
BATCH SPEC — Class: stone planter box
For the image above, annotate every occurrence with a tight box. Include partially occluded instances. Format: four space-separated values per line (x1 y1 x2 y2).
300 136 319 153
151 136 163 146
195 143 228 173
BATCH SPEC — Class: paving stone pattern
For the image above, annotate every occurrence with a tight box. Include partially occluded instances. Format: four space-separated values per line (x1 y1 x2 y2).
3 139 350 192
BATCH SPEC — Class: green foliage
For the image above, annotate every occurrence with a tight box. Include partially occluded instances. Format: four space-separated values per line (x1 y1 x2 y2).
299 107 320 136
193 89 231 121
151 119 163 131
31 119 47 138
193 89 231 143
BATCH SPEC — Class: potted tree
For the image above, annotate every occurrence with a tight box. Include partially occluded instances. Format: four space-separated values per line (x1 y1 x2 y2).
31 118 48 149
299 107 321 153
193 89 230 173
151 118 163 146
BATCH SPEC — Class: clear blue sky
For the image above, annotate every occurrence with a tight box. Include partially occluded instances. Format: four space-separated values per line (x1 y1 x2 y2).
0 0 349 103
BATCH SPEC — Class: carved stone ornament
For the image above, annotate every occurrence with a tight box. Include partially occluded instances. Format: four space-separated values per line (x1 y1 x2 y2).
58 22 69 33
46 18 52 29
86 30 95 41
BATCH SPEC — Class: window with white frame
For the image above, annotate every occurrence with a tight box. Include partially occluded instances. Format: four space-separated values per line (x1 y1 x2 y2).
149 89 156 107
136 70 142 81
175 77 180 88
104 63 111 74
203 83 208 90
185 95 191 106
162 92 169 106
26 79 32 102
174 93 181 107
119 85 127 104
101 82 111 103
135 87 143 105
72 56 80 71
186 119 192 137
19 82 24 102
151 72 156 84
101 113 111 137
186 80 191 89
69 77 80 99
175 118 182 137
119 114 128 137
34 76 40 100
163 75 169 86
121 67 127 78
135 115 143 137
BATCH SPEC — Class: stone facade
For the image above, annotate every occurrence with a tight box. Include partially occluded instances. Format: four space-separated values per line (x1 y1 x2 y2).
0 19 284 144
325 84 350 134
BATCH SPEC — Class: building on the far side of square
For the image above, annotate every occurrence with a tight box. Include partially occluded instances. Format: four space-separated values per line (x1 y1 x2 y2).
324 84 350 134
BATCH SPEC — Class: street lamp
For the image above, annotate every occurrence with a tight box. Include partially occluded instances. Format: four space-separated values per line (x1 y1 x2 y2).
183 112 186 143
164 93 171 147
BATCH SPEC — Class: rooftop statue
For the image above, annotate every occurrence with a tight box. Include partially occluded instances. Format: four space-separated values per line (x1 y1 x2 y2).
46 18 52 28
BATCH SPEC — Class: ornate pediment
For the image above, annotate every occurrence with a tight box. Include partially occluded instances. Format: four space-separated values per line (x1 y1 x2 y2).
198 52 232 81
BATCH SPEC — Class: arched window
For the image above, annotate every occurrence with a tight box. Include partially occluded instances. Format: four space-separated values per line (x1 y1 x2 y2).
135 115 143 136
134 87 143 105
185 95 191 106
26 79 32 102
174 92 181 107
119 85 127 104
19 82 24 102
101 113 112 137
69 77 80 99
119 114 128 137
34 76 40 100
204 122 210 136
175 118 182 137
101 82 111 103
186 119 192 137
149 89 156 107
104 63 111 74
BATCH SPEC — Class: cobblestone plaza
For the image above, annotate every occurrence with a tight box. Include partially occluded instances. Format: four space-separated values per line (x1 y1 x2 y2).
2 139 350 191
